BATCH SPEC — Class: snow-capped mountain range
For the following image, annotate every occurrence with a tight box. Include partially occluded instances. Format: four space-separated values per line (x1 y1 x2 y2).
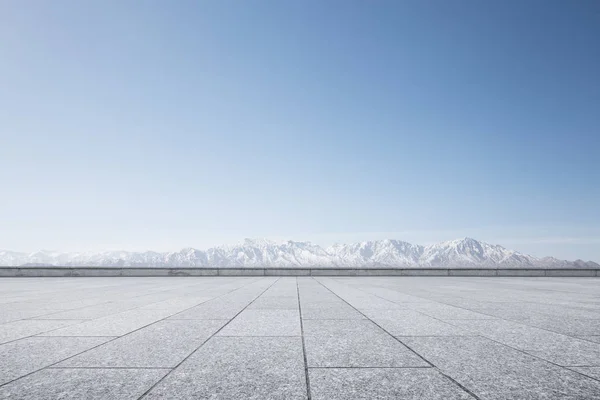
1 238 598 269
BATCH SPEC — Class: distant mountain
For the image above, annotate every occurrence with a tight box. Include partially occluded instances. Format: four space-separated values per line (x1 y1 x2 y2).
0 238 597 269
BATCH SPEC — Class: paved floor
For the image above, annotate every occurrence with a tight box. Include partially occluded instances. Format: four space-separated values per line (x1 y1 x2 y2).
1 277 599 399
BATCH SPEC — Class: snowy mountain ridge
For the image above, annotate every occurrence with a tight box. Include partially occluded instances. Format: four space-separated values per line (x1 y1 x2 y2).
1 238 598 269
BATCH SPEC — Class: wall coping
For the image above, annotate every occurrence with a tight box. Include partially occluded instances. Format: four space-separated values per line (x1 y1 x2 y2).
0 267 598 277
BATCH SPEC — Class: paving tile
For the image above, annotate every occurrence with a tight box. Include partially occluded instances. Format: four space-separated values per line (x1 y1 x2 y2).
0 336 113 385
309 368 473 400
363 309 473 336
168 299 249 320
300 303 365 319
31 302 144 320
579 335 600 344
570 367 600 381
346 297 406 311
0 319 86 344
138 296 213 312
523 316 600 336
403 336 600 399
39 309 174 336
0 309 59 324
248 296 299 309
449 319 600 366
406 303 496 320
0 368 168 400
143 337 307 400
303 320 427 367
56 320 225 368
218 309 301 336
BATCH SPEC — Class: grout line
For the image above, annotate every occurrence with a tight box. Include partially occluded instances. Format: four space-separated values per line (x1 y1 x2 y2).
296 278 312 400
48 366 171 370
312 277 482 400
216 335 301 337
0 277 267 389
136 277 280 400
308 366 433 369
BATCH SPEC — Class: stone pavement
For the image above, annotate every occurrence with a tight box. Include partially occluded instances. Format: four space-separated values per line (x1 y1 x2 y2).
0 276 599 399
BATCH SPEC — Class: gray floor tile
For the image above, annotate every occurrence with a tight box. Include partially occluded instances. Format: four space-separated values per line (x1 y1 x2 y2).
524 316 600 336
248 296 299 309
570 367 600 381
0 368 168 400
144 337 307 400
309 368 473 400
138 296 213 312
579 335 600 344
403 336 600 399
305 334 429 367
449 319 600 366
32 302 144 320
0 309 59 324
301 303 365 319
218 309 301 336
39 309 174 336
0 336 113 385
56 320 226 368
406 303 496 320
304 320 427 367
364 309 473 336
168 299 248 320
0 319 86 344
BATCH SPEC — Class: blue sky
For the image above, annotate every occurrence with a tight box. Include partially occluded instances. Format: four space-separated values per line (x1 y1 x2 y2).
1 1 599 260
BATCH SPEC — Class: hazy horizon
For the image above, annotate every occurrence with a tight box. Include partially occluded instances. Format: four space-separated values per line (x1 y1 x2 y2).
2 1 599 262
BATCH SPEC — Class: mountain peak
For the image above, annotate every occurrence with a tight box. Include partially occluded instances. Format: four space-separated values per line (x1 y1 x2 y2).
0 238 592 268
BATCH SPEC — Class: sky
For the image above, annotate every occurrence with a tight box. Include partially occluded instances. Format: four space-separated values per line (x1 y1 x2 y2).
1 1 599 261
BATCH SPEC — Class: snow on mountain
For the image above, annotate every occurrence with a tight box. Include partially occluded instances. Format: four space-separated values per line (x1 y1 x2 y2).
0 238 596 268
419 238 538 268
327 239 423 267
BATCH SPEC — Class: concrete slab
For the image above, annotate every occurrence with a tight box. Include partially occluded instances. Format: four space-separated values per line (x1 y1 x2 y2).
309 368 473 400
579 335 600 344
248 295 299 309
0 336 113 385
363 309 474 336
39 309 174 336
523 316 600 336
0 368 169 400
218 309 301 336
403 336 600 399
300 303 365 319
570 367 600 381
143 337 307 400
303 320 427 367
449 319 600 366
137 296 213 312
31 302 148 320
56 320 226 368
0 319 86 344
406 303 496 320
168 299 247 320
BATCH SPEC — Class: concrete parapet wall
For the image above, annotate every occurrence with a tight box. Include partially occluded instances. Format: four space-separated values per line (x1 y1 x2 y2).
1 267 599 277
